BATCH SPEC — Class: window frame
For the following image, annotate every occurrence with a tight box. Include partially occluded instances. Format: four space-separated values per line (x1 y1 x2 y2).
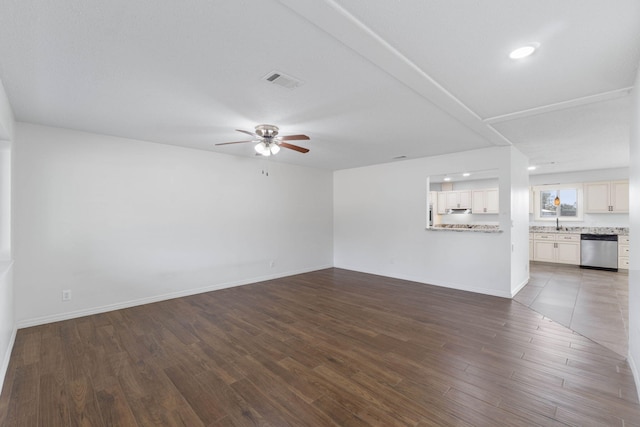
532 183 584 222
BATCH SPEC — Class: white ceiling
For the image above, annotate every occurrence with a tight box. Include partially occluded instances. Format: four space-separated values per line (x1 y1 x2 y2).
0 0 638 173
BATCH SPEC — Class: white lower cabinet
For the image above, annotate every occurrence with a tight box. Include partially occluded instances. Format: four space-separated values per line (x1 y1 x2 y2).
556 241 581 264
533 233 580 265
529 234 534 261
533 240 556 263
619 235 630 270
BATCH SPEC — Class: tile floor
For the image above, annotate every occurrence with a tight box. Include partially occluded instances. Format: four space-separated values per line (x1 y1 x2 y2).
515 262 629 357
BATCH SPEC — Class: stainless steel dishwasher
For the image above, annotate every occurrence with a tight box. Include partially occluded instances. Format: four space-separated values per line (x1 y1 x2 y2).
580 234 618 271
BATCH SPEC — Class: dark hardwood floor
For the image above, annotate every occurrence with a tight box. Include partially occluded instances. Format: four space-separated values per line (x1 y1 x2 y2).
1 268 639 426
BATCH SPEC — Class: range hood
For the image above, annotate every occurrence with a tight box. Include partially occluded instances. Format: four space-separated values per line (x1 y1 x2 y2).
447 208 472 214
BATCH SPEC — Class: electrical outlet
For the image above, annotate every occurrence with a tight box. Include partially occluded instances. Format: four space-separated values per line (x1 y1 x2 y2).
269 260 275 268
62 289 71 302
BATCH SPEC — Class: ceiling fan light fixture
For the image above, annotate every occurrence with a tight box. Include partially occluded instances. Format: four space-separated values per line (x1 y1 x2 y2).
255 141 281 156
255 141 269 156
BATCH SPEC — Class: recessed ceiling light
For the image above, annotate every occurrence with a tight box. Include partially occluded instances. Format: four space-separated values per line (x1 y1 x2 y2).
443 177 451 181
527 166 537 171
509 43 539 60
462 173 471 177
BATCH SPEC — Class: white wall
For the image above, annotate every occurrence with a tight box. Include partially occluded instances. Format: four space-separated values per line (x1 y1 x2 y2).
529 168 629 228
510 147 530 295
0 79 13 142
0 265 14 394
0 78 15 395
13 123 334 326
334 145 528 298
628 64 640 399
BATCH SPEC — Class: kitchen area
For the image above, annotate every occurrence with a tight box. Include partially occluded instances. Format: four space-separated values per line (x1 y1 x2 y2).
427 171 629 272
527 179 629 271
524 178 629 357
427 170 630 356
426 169 502 233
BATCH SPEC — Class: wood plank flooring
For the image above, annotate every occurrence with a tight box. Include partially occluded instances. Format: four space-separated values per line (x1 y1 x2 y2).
1 268 639 426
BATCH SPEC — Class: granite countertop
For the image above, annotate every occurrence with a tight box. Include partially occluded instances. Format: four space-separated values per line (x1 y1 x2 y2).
529 226 629 235
428 225 627 235
428 224 502 233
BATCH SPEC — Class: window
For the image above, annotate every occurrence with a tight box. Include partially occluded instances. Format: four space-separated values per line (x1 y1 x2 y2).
533 184 583 221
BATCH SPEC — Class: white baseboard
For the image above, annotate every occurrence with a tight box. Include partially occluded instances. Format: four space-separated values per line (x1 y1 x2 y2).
334 265 514 299
0 326 17 397
16 264 332 329
510 276 530 298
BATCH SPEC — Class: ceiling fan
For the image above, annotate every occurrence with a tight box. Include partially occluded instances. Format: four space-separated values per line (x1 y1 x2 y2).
215 124 310 156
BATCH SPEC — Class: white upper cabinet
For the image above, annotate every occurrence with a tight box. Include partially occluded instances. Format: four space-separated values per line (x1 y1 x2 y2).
437 192 447 214
610 181 629 212
472 188 498 214
445 190 471 209
585 180 628 213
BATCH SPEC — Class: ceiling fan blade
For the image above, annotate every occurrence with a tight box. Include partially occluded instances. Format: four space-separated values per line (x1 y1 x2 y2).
215 140 254 146
236 129 257 138
279 142 310 153
279 134 310 141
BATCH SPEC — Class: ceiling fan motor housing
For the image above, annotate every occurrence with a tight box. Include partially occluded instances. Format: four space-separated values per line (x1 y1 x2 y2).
255 124 279 138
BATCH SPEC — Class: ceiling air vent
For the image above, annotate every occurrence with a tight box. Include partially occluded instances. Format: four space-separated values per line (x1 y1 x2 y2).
263 71 302 89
